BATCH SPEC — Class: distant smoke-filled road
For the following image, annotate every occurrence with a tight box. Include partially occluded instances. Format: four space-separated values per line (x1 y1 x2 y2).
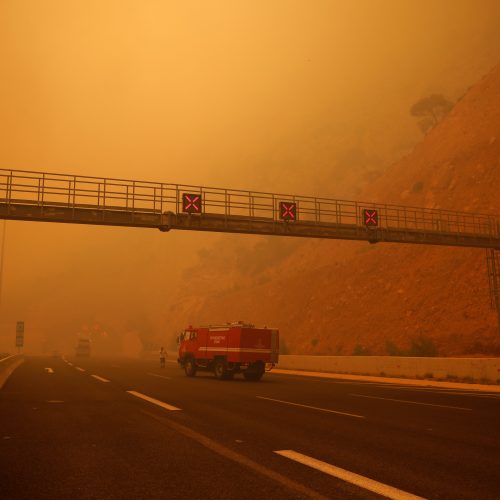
1 356 499 499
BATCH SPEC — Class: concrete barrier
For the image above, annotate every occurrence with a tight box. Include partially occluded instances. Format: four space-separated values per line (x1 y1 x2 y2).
0 355 24 389
277 355 500 383
143 350 500 383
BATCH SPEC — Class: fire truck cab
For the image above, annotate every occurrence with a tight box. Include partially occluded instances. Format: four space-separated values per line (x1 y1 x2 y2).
178 322 279 381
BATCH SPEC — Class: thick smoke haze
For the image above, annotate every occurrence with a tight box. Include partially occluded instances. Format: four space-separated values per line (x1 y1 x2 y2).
1 0 499 353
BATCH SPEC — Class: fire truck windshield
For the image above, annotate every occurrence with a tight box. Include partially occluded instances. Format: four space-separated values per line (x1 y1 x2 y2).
182 331 192 341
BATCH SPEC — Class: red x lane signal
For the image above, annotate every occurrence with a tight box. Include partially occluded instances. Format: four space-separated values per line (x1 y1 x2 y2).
363 209 378 226
182 193 202 213
279 202 297 221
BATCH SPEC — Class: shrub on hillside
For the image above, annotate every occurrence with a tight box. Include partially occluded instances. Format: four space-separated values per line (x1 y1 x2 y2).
408 335 438 357
352 344 371 356
385 341 403 356
412 180 424 193
385 338 438 357
279 338 290 355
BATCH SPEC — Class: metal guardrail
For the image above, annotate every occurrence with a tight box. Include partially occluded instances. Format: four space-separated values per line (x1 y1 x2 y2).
0 168 499 248
0 354 16 363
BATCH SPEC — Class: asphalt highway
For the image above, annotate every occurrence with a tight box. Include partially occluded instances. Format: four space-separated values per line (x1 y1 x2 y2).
1 356 499 499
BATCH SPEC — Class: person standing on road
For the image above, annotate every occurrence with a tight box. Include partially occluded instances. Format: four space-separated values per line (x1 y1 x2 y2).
159 347 166 368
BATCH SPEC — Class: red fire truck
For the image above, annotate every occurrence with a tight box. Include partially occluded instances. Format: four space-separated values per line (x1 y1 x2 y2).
178 322 279 381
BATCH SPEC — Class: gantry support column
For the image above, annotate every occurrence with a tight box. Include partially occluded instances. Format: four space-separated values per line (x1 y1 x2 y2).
487 249 500 333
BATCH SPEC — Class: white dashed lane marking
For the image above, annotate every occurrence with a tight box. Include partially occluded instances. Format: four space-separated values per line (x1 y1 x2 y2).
147 372 172 380
127 391 181 411
91 374 110 383
256 396 365 419
75 367 85 372
350 393 472 411
44 368 54 374
275 450 426 500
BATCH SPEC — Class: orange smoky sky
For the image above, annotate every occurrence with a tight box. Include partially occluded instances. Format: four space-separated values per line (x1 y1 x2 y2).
0 0 499 352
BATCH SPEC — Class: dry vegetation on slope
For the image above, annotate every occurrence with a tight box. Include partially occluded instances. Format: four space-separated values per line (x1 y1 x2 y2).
166 64 500 356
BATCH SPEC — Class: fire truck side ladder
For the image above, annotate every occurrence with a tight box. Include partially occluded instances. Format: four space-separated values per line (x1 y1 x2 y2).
487 249 500 330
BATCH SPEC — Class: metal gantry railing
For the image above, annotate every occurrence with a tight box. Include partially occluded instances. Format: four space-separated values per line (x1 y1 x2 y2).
0 168 499 248
1 167 500 331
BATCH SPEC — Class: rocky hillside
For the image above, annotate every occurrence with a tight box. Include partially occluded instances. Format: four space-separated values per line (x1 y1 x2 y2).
165 63 500 356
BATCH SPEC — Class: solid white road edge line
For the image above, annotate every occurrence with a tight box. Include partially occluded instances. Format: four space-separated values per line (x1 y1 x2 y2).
256 396 364 419
274 450 426 500
91 374 110 383
147 372 172 380
127 390 181 411
350 393 472 411
376 386 500 399
75 367 85 372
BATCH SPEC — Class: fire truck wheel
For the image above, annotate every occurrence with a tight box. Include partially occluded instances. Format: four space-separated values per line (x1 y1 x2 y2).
184 358 197 377
214 360 230 380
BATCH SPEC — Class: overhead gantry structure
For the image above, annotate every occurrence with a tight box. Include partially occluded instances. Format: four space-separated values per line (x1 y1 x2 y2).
1 168 499 328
